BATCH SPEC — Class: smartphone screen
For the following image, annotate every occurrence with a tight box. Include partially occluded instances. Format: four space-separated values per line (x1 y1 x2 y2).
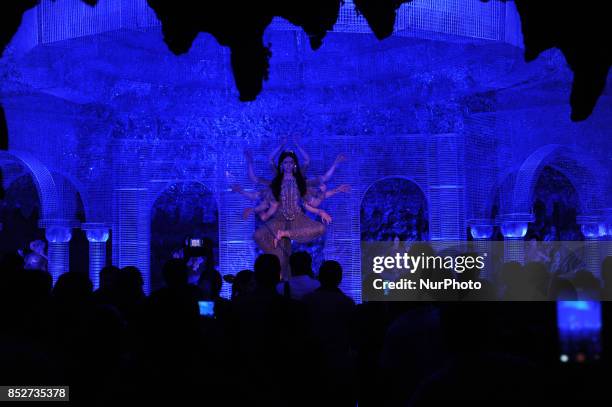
198 300 215 317
190 238 202 247
557 301 602 363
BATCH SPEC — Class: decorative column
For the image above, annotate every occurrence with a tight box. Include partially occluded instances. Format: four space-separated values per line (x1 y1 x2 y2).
577 215 604 278
113 187 150 294
82 223 110 290
468 219 494 280
498 213 532 264
600 208 612 261
43 220 73 285
112 140 151 294
426 134 466 241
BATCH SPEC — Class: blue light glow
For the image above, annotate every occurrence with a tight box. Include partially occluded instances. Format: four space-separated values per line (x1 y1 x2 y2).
500 222 528 239
557 301 602 331
0 0 610 301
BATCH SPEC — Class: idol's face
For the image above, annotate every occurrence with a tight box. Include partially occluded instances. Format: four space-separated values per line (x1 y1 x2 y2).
281 156 295 173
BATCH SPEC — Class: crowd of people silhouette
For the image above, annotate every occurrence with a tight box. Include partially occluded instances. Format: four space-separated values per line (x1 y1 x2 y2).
2 246 612 406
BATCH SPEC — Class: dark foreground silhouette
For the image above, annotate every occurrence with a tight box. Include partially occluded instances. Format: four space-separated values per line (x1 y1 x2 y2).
2 250 612 406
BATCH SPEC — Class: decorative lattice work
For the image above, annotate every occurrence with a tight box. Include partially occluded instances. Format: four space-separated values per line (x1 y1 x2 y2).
312 135 359 300
512 145 607 216
111 140 152 292
52 172 87 224
426 134 466 240
217 148 256 298
39 0 124 44
48 242 69 284
465 113 499 220
89 241 106 289
2 150 59 220
34 0 509 46
503 237 524 264
396 0 505 41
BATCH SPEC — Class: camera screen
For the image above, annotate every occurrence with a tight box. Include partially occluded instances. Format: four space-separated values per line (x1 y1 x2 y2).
557 300 602 363
198 301 215 317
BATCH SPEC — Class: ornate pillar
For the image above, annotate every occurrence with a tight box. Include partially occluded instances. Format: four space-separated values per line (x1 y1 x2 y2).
43 220 73 285
426 134 466 241
577 215 604 278
112 187 150 293
82 223 110 290
112 140 151 294
498 213 532 264
468 218 494 280
600 208 612 261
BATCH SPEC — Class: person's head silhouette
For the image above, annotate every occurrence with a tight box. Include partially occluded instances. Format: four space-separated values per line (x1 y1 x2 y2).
162 259 189 288
254 254 281 289
289 251 312 277
318 260 342 290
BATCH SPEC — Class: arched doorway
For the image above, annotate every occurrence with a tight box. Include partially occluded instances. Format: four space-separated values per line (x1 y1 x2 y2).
150 182 219 291
529 165 581 241
521 165 585 275
0 162 88 278
0 150 92 283
511 145 606 216
488 145 607 272
0 173 44 256
360 177 429 242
